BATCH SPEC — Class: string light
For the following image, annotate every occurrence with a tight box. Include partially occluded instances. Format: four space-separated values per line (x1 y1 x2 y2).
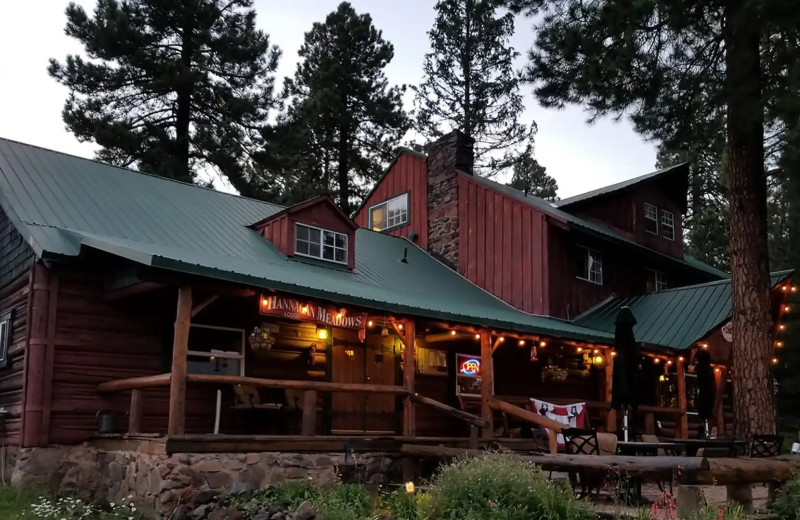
368 320 374 327
793 286 798 293
653 358 661 365
336 312 343 319
772 357 780 365
611 351 617 357
498 336 505 342
576 347 583 353
785 305 791 313
678 356 685 362
593 349 599 354
776 341 784 348
539 341 547 348
518 339 525 346
782 285 789 292
475 334 481 340
450 330 457 336
667 360 674 366
301 305 309 314
714 367 721 374
779 324 786 331
700 343 709 350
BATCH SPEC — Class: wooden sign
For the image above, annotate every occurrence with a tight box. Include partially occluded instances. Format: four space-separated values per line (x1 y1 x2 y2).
259 295 366 330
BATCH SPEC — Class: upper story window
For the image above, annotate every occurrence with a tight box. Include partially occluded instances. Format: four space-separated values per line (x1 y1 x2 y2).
661 210 675 240
646 270 667 292
644 203 658 234
576 246 603 285
295 223 348 264
0 311 10 369
369 193 409 232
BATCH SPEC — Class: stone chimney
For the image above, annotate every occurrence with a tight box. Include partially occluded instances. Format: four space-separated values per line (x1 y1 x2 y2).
426 130 475 268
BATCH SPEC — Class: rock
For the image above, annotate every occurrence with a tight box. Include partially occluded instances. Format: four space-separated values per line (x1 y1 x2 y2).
188 504 212 519
189 488 219 506
294 501 316 520
270 513 285 520
252 513 270 520
193 458 224 473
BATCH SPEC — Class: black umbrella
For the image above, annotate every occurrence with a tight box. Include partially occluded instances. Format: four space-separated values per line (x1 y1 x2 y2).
695 348 716 438
612 306 639 441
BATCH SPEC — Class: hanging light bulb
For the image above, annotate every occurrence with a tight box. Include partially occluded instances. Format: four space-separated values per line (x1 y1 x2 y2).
792 286 798 293
776 341 784 348
653 358 661 365
576 347 583 353
398 323 404 330
450 330 457 336
475 334 481 340
368 320 374 327
785 305 791 313
779 324 786 331
611 351 617 357
539 341 547 348
678 356 685 362
518 339 525 346
498 336 505 343
772 357 780 365
782 285 789 292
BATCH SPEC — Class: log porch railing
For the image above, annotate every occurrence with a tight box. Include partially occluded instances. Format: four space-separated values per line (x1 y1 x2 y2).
98 373 487 439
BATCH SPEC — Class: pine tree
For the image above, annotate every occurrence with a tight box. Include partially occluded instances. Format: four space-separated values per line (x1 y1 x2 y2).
49 0 280 193
276 2 409 213
414 0 534 176
508 156 558 201
506 0 800 436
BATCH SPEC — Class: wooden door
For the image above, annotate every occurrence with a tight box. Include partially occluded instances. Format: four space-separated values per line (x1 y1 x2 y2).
364 337 396 433
331 343 366 433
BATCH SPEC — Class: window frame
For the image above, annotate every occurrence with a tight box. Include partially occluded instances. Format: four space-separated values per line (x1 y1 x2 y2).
576 246 604 285
661 209 675 240
0 311 10 369
647 269 668 292
368 192 410 232
294 223 349 265
644 202 659 235
187 323 245 376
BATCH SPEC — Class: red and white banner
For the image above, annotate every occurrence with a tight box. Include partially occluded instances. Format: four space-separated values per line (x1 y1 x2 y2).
531 399 586 449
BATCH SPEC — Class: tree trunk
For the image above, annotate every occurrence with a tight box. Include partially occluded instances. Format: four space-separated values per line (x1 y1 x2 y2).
724 2 775 438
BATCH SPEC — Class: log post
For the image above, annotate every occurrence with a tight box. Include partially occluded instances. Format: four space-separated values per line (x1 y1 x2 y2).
129 388 143 434
676 359 689 439
605 355 616 431
714 367 728 436
402 321 416 436
168 286 192 436
480 331 494 439
301 390 317 435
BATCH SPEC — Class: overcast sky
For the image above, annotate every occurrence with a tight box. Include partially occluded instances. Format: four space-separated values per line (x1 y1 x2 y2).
0 0 659 198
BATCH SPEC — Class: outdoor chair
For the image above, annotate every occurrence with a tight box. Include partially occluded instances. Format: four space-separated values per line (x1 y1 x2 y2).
562 428 601 497
749 435 783 458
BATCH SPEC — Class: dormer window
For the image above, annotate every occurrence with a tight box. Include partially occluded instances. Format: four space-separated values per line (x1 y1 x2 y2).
661 210 675 240
295 223 348 264
644 203 658 234
369 193 409 232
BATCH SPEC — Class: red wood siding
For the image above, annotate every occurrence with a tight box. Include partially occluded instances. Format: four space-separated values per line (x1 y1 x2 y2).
0 269 31 446
258 214 290 253
457 175 548 315
354 153 428 248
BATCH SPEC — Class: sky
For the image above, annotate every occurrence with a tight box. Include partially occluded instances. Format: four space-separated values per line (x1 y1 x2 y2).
0 0 659 199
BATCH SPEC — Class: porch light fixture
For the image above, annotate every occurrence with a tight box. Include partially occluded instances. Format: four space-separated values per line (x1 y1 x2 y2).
592 354 604 366
381 327 389 337
317 327 328 340
301 305 309 314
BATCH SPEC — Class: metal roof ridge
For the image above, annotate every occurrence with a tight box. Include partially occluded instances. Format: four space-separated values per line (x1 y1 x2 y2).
0 136 286 212
648 269 794 294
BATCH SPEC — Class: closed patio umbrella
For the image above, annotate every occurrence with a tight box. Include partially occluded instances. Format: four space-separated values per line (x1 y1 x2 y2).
695 349 715 438
612 306 639 441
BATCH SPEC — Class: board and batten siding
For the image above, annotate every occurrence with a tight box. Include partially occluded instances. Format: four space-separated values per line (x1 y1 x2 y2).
355 153 428 248
457 175 549 315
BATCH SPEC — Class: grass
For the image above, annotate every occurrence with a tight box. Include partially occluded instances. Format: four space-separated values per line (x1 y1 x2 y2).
0 487 38 518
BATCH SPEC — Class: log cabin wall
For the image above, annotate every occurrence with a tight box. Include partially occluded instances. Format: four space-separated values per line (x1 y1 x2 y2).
456 175 549 315
354 153 429 248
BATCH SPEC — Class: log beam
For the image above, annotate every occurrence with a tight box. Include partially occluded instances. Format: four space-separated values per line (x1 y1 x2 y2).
410 393 488 428
129 389 143 434
191 294 220 318
489 398 563 453
480 330 494 439
403 320 416 436
185 374 409 394
676 359 689 439
168 286 192 436
98 373 172 392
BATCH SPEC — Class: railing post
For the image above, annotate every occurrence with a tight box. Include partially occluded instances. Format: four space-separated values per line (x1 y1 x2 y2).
480 331 494 439
129 388 143 434
605 354 616 432
676 358 689 439
168 285 192 436
301 390 317 436
402 321 416 437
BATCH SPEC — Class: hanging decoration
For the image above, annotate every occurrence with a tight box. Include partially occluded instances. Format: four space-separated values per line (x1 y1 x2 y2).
530 345 538 362
248 326 276 352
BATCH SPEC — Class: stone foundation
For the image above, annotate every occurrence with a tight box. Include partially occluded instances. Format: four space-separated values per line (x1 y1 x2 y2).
5 444 401 517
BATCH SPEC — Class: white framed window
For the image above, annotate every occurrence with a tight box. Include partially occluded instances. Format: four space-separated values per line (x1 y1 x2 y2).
187 324 245 376
646 270 668 292
295 223 348 264
644 203 658 234
661 210 675 240
369 193 409 231
577 247 603 285
0 311 10 369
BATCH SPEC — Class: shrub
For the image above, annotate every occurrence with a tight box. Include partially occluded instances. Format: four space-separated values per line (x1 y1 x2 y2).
22 494 143 519
380 489 420 520
772 474 800 520
418 453 595 520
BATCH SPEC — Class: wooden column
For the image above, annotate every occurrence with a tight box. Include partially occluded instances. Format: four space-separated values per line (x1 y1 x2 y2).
676 359 689 439
402 321 416 437
713 367 728 436
480 331 493 439
605 355 616 432
128 388 143 434
168 286 192 436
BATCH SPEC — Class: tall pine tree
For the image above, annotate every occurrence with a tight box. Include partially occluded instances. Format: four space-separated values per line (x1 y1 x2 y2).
508 156 558 201
275 2 409 213
49 0 280 194
414 0 534 175
507 0 800 436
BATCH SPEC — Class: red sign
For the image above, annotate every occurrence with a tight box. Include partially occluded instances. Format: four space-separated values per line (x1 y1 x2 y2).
259 295 366 330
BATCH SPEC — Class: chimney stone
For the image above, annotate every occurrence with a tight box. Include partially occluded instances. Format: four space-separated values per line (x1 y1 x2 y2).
426 130 475 269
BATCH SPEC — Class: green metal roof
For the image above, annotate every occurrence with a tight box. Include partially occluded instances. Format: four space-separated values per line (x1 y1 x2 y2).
0 137 613 344
574 271 793 351
469 174 728 280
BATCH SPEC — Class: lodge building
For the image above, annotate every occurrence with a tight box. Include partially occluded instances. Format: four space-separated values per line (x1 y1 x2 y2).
0 132 790 456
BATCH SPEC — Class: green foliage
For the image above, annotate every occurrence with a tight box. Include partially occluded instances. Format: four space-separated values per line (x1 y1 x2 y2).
414 0 535 176
690 504 748 520
49 0 280 194
508 156 558 201
379 489 421 520
418 453 594 520
18 494 143 519
272 2 409 212
771 473 800 520
0 487 37 518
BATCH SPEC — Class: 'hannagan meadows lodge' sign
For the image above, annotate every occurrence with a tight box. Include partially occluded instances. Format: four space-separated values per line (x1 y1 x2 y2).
259 295 366 330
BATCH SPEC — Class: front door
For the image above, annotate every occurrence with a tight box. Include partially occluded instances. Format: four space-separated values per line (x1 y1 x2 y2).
331 333 396 433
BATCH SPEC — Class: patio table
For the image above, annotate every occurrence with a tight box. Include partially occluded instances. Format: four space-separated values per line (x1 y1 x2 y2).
666 438 746 457
616 441 684 456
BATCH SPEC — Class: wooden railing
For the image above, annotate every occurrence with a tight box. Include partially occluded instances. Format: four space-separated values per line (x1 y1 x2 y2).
98 374 486 439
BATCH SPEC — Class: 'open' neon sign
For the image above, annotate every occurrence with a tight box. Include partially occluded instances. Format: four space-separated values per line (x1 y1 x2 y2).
460 358 481 376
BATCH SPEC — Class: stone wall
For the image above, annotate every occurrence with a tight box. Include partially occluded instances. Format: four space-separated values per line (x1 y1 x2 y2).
426 130 474 269
7 445 401 517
